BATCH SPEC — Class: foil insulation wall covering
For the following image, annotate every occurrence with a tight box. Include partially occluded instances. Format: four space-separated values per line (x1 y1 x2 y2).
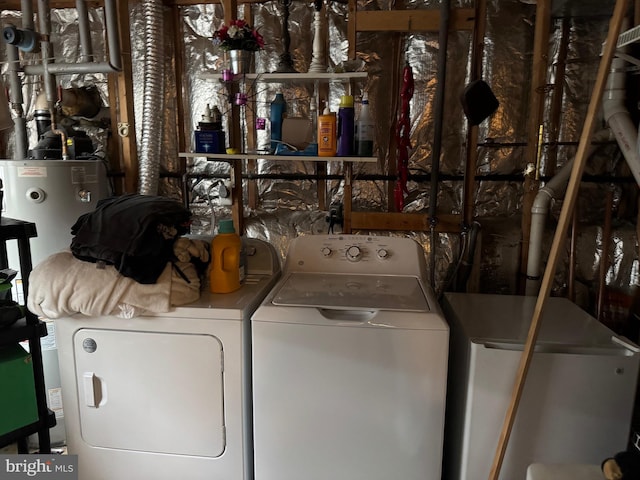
176 0 637 303
1 0 638 310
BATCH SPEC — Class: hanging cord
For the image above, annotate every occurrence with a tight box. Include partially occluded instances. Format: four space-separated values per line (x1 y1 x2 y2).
436 225 468 301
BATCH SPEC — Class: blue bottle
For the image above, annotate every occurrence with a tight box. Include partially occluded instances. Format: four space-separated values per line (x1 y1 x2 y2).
337 95 355 156
270 91 287 153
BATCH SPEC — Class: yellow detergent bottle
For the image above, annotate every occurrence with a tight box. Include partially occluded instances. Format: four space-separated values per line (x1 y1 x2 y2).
209 219 242 293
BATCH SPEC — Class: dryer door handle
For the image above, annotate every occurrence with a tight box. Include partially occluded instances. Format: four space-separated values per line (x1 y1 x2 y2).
83 372 105 408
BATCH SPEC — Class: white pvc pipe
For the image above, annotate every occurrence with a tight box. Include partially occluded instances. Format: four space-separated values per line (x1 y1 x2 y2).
603 50 640 186
526 23 640 296
525 129 612 296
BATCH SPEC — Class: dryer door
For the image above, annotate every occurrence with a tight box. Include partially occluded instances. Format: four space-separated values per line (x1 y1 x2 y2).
73 329 225 457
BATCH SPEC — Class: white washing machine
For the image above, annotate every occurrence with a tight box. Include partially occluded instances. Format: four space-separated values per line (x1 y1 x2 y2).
55 238 280 480
251 234 450 480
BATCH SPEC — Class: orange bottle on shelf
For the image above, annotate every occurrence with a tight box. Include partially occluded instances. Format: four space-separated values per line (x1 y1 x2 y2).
209 219 242 294
317 104 337 157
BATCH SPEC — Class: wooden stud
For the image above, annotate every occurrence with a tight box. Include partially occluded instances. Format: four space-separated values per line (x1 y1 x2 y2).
519 0 550 294
350 212 461 233
110 0 138 194
354 9 474 33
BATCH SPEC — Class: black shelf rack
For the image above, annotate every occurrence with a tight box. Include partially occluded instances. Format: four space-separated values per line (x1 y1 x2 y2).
0 217 55 453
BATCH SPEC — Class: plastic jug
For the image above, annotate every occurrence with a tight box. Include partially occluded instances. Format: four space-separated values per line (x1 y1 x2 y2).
209 219 242 293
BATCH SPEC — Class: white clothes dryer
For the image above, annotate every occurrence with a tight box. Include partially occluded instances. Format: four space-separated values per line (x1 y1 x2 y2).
251 234 449 480
55 238 280 480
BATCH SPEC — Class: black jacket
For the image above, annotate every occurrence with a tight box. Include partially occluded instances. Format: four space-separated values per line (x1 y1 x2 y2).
70 194 191 284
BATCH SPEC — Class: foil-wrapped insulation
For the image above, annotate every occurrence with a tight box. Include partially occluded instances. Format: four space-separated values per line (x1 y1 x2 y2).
2 0 638 307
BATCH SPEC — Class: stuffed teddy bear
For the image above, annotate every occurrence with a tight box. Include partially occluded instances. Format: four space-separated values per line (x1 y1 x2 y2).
602 449 640 479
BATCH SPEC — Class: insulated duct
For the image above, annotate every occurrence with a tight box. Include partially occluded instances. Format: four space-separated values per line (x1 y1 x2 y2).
137 0 165 196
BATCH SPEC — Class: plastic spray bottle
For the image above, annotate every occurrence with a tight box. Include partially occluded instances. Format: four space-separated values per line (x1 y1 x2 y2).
355 94 374 157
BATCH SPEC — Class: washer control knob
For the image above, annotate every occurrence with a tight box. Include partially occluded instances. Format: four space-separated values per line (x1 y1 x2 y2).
377 248 389 259
321 247 332 257
346 245 362 262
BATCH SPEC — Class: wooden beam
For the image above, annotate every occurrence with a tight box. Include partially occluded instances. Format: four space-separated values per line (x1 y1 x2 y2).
348 0 356 59
173 2 187 166
518 0 550 293
350 212 461 232
109 0 138 194
488 1 629 479
354 8 474 33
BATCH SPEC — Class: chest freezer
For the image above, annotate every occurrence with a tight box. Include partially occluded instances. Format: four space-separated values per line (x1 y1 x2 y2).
442 293 639 480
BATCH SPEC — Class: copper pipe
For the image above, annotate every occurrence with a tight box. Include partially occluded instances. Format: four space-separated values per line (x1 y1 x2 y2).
568 210 578 302
597 189 614 321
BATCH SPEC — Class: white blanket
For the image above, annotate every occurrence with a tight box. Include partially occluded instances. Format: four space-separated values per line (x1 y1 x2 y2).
27 251 201 319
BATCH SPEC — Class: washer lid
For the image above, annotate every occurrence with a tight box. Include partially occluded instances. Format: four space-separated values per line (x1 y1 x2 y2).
271 272 431 311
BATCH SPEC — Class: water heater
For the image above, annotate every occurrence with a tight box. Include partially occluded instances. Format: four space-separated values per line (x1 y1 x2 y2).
0 159 111 270
0 158 111 447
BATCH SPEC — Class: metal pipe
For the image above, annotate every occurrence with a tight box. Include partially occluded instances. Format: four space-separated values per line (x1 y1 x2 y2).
75 0 93 63
103 0 122 71
5 44 27 158
49 110 69 160
21 0 34 30
597 189 614 320
25 62 122 75
24 0 122 76
428 0 450 287
568 209 578 302
36 0 57 106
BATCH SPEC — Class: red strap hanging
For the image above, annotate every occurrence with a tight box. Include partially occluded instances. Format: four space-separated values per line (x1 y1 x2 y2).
395 62 414 212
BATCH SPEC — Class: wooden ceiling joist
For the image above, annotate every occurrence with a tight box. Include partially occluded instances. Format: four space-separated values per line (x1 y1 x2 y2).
354 8 475 33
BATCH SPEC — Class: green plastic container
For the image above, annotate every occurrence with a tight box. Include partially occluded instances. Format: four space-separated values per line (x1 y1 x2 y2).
0 344 38 436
